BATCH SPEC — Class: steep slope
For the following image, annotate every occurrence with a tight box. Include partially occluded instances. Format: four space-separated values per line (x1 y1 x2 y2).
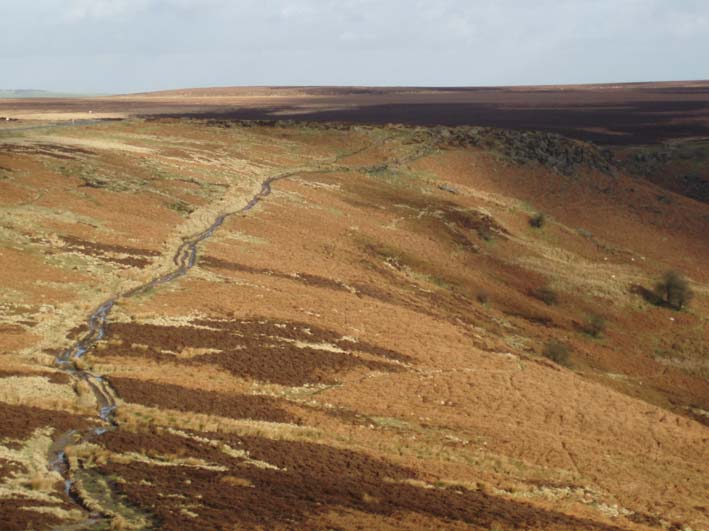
0 119 706 530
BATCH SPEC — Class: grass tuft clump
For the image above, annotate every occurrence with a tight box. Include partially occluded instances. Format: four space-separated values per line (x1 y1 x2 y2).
530 286 558 306
583 314 606 338
542 340 571 366
529 212 546 228
654 270 694 311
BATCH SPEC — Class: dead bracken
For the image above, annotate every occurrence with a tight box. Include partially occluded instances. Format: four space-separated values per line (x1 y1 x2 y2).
1 95 707 531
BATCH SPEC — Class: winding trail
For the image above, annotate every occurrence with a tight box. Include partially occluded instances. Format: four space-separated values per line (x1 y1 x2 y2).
43 128 406 529
48 170 296 530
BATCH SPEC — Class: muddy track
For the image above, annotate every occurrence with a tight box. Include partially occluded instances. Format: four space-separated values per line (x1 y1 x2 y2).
48 169 300 530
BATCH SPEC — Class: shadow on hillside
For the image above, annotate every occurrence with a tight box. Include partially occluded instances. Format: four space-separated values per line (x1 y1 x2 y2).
629 284 664 306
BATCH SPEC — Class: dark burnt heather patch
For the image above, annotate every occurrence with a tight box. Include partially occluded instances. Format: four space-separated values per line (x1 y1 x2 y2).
0 403 92 440
503 310 557 328
60 235 160 268
101 318 409 386
295 272 350 291
109 377 296 423
200 346 398 386
0 499 65 531
96 432 625 531
625 512 665 528
106 318 409 362
198 256 272 276
193 318 409 363
200 256 350 293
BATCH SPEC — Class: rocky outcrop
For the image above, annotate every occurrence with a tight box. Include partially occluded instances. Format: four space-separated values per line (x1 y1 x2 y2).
429 126 616 176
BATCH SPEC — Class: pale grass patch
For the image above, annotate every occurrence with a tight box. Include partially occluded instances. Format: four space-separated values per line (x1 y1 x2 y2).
179 508 200 518
494 482 635 520
171 346 221 360
0 376 76 410
361 492 380 504
26 472 58 491
0 427 65 504
109 451 227 471
33 135 155 154
66 443 109 468
110 514 130 531
517 251 639 301
292 178 342 191
116 403 320 443
277 335 407 368
21 505 84 521
289 339 346 354
218 230 268 246
137 312 219 330
69 441 228 472
654 355 709 374
129 343 149 351
687 406 709 419
75 378 97 410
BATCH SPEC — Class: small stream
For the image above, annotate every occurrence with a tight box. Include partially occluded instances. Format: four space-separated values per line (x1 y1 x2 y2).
48 174 288 529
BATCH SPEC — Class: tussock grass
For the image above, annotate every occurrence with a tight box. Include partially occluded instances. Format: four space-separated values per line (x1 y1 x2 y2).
116 403 321 443
75 378 97 410
0 376 76 409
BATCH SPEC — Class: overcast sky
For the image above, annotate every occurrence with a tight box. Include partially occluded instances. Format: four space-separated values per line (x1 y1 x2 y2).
1 0 708 94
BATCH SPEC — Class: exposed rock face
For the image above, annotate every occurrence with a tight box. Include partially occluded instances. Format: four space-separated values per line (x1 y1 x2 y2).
429 126 616 176
617 144 709 203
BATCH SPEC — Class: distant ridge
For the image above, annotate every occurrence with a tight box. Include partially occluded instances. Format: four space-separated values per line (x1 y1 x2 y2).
124 80 709 98
0 89 101 99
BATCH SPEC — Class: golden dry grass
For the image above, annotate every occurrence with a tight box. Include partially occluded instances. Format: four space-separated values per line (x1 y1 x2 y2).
0 117 707 530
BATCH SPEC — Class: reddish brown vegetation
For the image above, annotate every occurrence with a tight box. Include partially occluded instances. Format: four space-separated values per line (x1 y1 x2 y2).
0 499 65 531
101 319 408 385
109 377 296 423
60 235 160 268
95 428 625 531
201 256 350 292
0 403 91 440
